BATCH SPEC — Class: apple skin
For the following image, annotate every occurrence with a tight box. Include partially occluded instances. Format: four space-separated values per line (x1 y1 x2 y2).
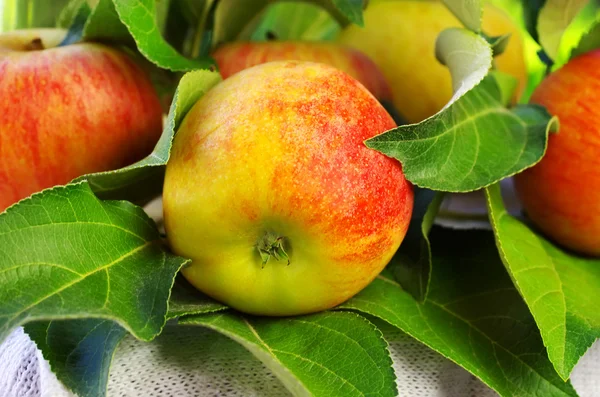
211 41 392 102
0 29 163 211
514 51 600 257
337 1 527 123
163 61 413 316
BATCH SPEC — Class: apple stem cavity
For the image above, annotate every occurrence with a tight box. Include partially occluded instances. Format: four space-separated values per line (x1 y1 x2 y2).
257 231 290 268
25 38 44 51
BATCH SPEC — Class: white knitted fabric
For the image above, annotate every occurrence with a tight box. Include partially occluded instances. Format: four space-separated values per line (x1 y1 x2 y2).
1 184 598 397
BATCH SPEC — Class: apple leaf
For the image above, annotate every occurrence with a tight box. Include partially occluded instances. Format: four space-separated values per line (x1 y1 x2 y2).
522 0 547 42
570 18 600 59
24 319 127 397
341 227 578 397
485 183 600 380
83 0 132 44
367 74 557 192
330 0 364 26
392 189 444 302
537 0 592 60
78 69 222 202
0 182 187 345
442 0 483 32
61 0 214 71
212 0 364 47
167 276 228 320
180 311 396 397
109 0 215 71
249 2 341 41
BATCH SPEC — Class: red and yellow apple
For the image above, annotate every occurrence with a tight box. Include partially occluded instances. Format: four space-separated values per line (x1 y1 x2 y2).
0 29 163 211
163 61 414 316
514 51 600 257
211 41 392 102
337 1 527 123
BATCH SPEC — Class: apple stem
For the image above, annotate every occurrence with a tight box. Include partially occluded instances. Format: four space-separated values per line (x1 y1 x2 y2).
257 231 290 268
25 38 44 51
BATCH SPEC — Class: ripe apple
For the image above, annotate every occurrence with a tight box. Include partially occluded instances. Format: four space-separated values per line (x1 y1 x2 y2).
211 41 392 102
163 61 414 316
0 29 163 211
337 1 527 123
514 51 600 257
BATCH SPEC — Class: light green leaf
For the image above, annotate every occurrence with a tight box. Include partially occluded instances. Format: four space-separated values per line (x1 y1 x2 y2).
435 28 491 104
57 0 88 28
538 0 591 60
181 311 396 397
489 70 519 107
62 0 213 71
367 75 556 192
485 183 600 380
212 0 365 47
330 0 364 26
78 69 221 202
83 0 131 43
342 227 578 397
25 319 127 397
392 189 444 302
109 0 214 71
249 2 341 41
0 182 187 345
442 0 483 32
570 18 600 58
167 276 228 320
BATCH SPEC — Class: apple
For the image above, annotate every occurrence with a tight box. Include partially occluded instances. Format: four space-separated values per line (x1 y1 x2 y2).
0 29 163 211
514 50 600 257
337 1 528 123
163 61 414 316
211 41 392 102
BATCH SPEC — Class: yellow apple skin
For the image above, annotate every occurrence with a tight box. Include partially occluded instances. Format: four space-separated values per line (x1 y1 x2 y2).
212 41 392 101
337 1 527 123
163 61 414 316
515 51 600 257
0 29 163 211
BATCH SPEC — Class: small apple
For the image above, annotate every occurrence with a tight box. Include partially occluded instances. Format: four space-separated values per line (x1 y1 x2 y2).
0 29 163 211
211 41 392 102
163 61 413 316
337 1 527 123
514 51 600 257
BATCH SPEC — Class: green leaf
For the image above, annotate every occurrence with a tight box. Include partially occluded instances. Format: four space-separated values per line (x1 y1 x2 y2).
485 183 600 380
570 18 600 58
489 70 519 107
342 227 578 397
522 0 547 42
167 276 228 320
63 0 213 71
249 2 341 41
367 74 557 192
109 0 214 71
330 0 364 26
25 319 127 397
392 189 444 302
57 0 89 29
78 69 222 202
0 182 186 345
538 0 591 60
213 0 364 47
180 311 396 397
442 0 483 32
435 28 491 103
83 0 132 43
